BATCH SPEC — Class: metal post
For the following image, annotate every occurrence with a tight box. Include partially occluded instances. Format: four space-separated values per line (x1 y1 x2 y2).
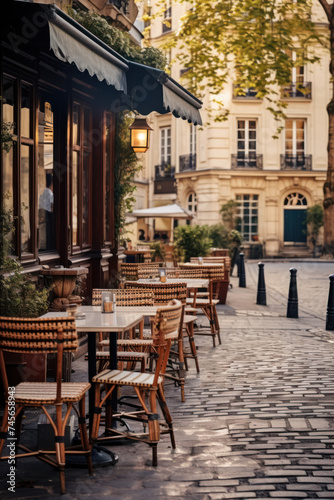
238 252 246 288
256 262 266 305
287 267 298 318
326 274 334 330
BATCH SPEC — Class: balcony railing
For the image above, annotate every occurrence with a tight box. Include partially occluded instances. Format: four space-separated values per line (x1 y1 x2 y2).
280 154 312 170
154 164 176 194
231 154 263 169
154 178 177 194
162 11 172 33
281 82 312 99
108 0 130 15
232 85 258 99
179 154 196 173
155 163 175 179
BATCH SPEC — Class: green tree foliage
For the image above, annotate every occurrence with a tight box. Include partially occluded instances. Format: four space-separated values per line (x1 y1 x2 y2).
172 0 334 251
306 204 324 255
0 200 49 317
174 224 213 261
69 9 166 69
174 0 322 124
220 200 241 232
208 224 229 249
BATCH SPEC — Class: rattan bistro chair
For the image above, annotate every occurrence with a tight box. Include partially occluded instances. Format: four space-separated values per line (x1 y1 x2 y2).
186 267 223 347
123 282 199 400
0 317 92 495
91 289 155 370
90 299 183 466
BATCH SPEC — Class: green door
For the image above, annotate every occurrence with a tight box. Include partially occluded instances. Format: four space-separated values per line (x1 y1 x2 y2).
284 209 307 243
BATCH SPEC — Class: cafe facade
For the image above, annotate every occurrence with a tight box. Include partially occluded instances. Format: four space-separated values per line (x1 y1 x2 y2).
1 0 202 300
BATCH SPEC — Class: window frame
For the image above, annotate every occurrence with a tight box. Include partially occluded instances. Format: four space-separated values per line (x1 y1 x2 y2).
284 118 306 157
237 119 257 158
70 101 93 254
1 73 36 262
160 126 171 165
236 194 259 243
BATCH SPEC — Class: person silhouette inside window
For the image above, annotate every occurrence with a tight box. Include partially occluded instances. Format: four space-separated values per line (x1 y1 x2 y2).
39 173 54 250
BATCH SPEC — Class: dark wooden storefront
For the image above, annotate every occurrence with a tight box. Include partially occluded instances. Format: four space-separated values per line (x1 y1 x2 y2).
1 2 127 299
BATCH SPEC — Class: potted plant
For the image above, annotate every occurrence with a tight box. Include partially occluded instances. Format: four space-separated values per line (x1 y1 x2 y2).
149 241 166 262
306 204 324 257
0 199 50 393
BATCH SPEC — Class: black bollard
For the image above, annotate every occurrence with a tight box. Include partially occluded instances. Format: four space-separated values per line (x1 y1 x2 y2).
256 262 266 305
287 267 298 318
326 274 334 330
238 252 246 288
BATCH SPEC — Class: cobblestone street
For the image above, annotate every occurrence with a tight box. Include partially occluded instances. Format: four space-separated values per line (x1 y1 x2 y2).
1 261 334 499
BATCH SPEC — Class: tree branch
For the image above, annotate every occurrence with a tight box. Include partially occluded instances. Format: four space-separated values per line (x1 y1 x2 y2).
317 0 332 22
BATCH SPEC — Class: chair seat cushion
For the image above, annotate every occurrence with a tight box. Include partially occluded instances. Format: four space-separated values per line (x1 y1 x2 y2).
92 369 163 387
14 382 90 403
186 298 219 306
118 339 153 347
183 315 197 324
100 350 148 360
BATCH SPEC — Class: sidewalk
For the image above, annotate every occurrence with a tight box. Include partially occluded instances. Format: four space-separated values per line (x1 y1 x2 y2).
1 269 334 499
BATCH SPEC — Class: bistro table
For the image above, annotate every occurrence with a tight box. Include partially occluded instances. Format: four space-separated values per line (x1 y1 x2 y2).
41 308 144 430
137 277 209 289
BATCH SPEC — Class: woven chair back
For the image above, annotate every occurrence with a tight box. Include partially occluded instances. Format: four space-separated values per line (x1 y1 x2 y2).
120 262 162 280
151 299 183 386
190 256 231 271
124 282 187 305
0 317 77 354
166 268 203 278
92 289 154 307
152 299 183 346
137 267 161 279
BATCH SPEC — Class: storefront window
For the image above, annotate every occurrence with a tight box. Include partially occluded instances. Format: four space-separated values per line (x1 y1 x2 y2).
104 112 113 243
38 101 55 251
2 76 15 212
71 102 92 251
21 84 32 139
20 145 32 253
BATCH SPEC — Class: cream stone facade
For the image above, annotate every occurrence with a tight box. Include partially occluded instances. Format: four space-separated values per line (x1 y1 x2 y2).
133 1 329 256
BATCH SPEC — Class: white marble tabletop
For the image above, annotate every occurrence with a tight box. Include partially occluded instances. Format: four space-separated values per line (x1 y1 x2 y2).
41 307 143 332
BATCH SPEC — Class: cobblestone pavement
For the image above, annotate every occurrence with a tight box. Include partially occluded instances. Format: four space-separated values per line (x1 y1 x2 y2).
1 262 334 499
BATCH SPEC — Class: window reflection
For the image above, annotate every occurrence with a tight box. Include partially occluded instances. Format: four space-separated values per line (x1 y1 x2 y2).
38 101 55 251
21 84 31 138
72 152 78 246
105 113 112 242
21 145 31 253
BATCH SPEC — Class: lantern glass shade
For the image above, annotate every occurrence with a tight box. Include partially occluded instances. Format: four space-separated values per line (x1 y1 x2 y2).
129 118 153 153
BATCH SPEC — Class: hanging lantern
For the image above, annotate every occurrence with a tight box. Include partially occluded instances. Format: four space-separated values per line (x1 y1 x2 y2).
129 117 153 153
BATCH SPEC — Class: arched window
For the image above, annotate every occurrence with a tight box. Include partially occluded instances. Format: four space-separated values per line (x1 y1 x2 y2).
284 193 307 206
187 192 197 213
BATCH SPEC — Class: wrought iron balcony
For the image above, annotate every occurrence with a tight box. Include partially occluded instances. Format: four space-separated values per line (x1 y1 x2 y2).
107 0 130 15
154 164 176 194
155 163 175 179
231 154 263 169
232 85 258 99
280 154 312 170
179 154 196 173
154 178 177 194
281 82 312 99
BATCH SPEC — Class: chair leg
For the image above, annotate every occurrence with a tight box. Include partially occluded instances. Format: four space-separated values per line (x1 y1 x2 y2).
91 383 103 441
157 384 175 449
186 323 200 373
0 403 9 457
148 389 160 466
55 405 66 495
78 399 93 475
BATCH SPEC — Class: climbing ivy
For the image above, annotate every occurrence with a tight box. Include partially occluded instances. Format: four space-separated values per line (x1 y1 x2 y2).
68 9 166 70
